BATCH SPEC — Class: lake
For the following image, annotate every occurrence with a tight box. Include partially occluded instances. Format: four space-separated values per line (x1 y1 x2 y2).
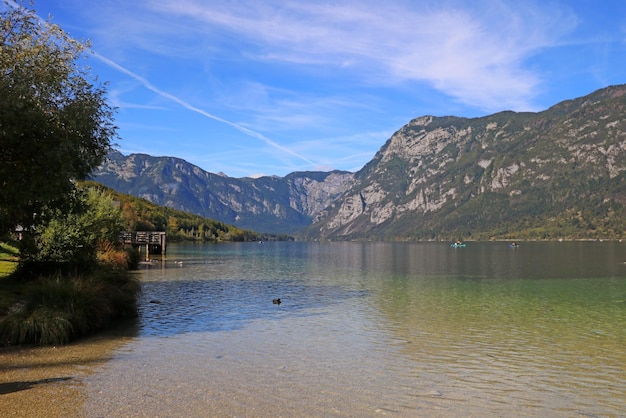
1 241 625 417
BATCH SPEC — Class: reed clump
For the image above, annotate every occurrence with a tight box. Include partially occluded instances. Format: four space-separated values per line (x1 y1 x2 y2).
0 267 140 346
0 241 140 347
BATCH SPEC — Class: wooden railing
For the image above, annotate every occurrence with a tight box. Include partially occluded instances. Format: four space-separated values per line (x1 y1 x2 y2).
120 231 166 259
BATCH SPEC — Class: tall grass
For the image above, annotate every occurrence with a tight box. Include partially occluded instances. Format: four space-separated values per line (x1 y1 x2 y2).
0 268 140 346
0 239 141 346
0 305 73 345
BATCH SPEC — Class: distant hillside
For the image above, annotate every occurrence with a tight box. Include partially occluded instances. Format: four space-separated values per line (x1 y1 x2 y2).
82 182 288 242
308 84 626 240
91 153 353 235
94 84 626 240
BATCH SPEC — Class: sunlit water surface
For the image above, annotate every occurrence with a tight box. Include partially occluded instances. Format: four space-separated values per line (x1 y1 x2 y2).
3 241 626 417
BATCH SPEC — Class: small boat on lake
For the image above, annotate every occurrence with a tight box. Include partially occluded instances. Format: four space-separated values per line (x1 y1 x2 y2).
451 242 466 248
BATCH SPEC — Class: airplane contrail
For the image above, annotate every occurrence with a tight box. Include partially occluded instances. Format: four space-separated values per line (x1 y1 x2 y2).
3 0 315 167
93 52 315 166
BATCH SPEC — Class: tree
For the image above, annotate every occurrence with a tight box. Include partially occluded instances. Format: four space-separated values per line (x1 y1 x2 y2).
0 3 117 239
32 186 125 267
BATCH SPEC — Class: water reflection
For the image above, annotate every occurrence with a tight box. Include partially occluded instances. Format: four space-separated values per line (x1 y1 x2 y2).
4 241 625 417
120 241 626 416
366 242 626 416
139 278 368 336
335 240 626 279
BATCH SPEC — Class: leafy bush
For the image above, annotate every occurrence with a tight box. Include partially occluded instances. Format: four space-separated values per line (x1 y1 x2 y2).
17 186 126 277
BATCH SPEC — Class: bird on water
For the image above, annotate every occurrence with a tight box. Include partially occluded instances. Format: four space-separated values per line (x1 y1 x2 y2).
272 298 281 305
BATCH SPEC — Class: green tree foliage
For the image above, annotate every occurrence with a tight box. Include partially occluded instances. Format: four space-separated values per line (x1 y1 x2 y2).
0 3 116 238
83 182 291 242
31 186 125 266
0 182 140 345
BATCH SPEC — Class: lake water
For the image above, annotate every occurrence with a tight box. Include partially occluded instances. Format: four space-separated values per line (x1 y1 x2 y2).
2 241 625 417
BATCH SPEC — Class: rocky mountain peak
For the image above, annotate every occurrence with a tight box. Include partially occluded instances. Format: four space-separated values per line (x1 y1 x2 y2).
95 85 626 240
308 85 626 240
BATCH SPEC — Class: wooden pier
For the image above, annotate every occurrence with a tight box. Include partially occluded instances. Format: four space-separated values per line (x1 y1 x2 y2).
120 231 166 260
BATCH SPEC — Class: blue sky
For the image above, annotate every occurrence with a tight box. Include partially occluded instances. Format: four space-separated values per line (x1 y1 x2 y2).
13 1 626 178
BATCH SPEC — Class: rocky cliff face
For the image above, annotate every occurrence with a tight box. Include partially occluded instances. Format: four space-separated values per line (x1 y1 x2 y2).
92 152 354 234
310 85 626 240
95 84 626 240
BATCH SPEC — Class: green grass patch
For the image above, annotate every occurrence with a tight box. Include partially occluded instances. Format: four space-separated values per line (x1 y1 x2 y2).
0 260 18 278
0 241 19 259
0 241 19 278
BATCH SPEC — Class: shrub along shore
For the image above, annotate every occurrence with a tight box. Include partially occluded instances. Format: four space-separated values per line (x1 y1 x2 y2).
0 180 278 347
0 242 141 346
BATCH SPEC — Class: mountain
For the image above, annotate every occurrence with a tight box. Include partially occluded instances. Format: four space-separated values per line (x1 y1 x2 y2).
94 85 626 240
308 84 626 240
91 151 354 234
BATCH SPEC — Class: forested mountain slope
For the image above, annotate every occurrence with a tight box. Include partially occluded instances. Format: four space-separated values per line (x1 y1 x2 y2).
308 85 626 240
92 152 353 235
95 85 626 240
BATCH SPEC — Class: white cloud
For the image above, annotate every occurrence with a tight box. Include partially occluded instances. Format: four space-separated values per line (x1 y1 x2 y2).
147 0 577 112
38 0 597 177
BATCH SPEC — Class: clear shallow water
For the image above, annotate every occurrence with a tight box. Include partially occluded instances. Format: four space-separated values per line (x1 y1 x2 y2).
3 242 625 417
